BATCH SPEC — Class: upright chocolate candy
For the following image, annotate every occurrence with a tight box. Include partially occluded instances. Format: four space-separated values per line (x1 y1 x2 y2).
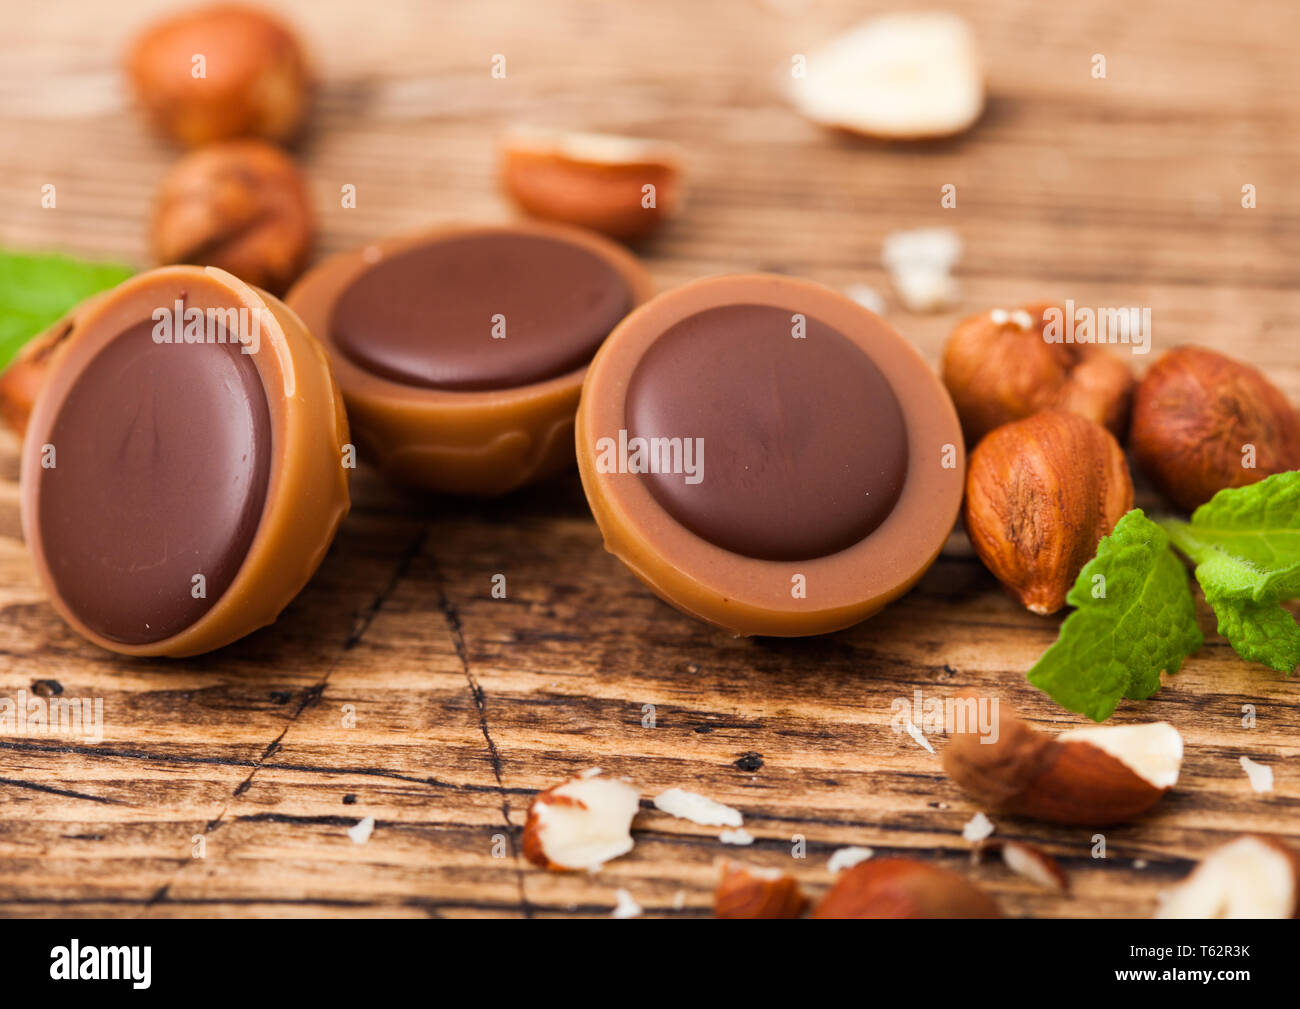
287 221 653 495
21 265 350 657
576 274 966 636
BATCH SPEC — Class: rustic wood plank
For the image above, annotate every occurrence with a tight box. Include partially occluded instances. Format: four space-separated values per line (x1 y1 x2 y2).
1 0 1298 918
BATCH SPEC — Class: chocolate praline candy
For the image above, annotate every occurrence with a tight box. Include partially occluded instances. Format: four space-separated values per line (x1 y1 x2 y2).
21 265 350 657
576 274 966 636
287 221 653 495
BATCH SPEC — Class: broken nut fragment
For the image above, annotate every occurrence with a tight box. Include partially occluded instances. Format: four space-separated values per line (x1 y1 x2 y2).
942 304 1135 443
882 228 962 313
0 294 106 437
521 769 640 872
714 862 808 919
652 787 743 828
963 410 1133 615
1155 835 1299 918
997 840 1069 893
942 705 1182 826
812 858 1001 918
500 127 684 241
151 139 315 296
789 12 984 140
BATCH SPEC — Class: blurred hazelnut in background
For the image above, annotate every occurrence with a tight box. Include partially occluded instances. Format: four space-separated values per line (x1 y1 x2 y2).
0 302 92 437
500 127 685 241
788 12 985 141
127 4 311 147
151 139 315 295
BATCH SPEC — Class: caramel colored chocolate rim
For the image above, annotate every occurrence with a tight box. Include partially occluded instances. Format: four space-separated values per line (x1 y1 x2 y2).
286 220 654 495
576 274 966 636
21 265 350 657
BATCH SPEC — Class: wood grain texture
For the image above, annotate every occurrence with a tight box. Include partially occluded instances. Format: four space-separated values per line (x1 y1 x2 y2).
1 0 1298 918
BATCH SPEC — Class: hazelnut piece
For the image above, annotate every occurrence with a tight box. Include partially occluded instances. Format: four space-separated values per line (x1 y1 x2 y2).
1156 835 1300 918
1130 345 1300 511
520 770 640 872
942 303 1135 443
499 127 684 241
0 293 108 436
1 320 74 437
964 410 1133 615
788 13 985 141
996 840 1069 893
713 862 808 919
811 858 1001 918
151 139 315 296
942 703 1182 825
126 4 311 147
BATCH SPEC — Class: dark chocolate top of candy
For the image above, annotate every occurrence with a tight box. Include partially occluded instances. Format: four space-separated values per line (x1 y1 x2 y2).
624 304 908 561
331 232 631 391
37 319 272 643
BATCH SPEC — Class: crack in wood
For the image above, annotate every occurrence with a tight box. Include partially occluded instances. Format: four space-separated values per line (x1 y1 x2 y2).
345 526 429 650
429 550 533 919
139 531 430 913
0 775 122 805
0 738 524 794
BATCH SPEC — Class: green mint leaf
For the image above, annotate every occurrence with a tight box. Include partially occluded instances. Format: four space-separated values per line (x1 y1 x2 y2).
1161 471 1300 602
1160 471 1300 674
1205 593 1300 673
1027 509 1203 722
0 250 134 368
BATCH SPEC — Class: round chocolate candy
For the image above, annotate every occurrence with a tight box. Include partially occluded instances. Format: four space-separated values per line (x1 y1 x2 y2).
287 221 653 495
21 265 350 657
576 274 966 636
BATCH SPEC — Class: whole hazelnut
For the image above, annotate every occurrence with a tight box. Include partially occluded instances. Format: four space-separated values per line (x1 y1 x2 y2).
127 4 310 147
942 303 1135 443
964 410 1133 615
151 139 315 295
1130 346 1300 511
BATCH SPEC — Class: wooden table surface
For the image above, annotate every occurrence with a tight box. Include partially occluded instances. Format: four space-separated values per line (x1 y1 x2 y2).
1 0 1298 918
